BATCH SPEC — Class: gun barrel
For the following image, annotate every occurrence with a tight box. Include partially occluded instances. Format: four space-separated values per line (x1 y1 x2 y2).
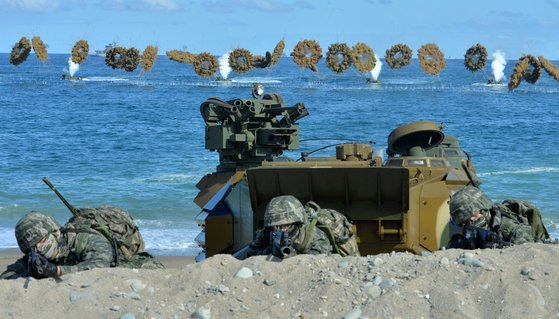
28 248 43 275
278 103 308 126
42 177 79 218
280 245 294 257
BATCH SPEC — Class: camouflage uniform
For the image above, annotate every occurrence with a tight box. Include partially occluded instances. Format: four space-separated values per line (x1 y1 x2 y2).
246 224 333 257
448 186 549 248
1 231 114 279
1 211 163 280
245 195 332 258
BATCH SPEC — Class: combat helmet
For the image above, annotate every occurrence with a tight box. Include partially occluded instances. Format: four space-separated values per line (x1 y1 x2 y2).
15 211 60 253
264 195 307 227
450 186 493 225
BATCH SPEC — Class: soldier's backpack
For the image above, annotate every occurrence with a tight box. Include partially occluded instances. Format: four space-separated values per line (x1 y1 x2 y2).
301 201 360 256
501 199 550 241
62 205 145 263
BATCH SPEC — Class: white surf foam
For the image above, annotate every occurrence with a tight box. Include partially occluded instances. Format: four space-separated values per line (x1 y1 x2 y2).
141 227 200 255
139 174 201 184
478 167 559 177
471 82 506 87
0 227 19 249
81 77 128 82
231 77 282 84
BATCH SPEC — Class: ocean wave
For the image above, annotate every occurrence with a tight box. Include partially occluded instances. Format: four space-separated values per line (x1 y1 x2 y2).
230 77 282 84
546 220 559 241
82 77 128 82
478 167 559 177
141 227 200 255
382 79 432 85
0 225 201 255
0 203 19 212
135 219 196 228
471 82 507 87
139 174 201 184
0 227 19 249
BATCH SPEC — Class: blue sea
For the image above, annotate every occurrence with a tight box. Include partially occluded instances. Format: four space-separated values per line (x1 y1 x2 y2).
1 53 558 255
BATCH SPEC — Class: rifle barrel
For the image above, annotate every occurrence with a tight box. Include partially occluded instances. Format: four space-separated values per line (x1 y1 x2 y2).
42 177 79 217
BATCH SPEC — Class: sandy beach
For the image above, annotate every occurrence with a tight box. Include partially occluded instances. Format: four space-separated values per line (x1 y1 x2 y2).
1 243 558 318
0 248 195 270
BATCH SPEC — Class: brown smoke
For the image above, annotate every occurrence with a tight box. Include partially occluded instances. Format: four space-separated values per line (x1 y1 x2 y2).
384 44 412 69
166 50 196 64
464 43 487 72
32 36 48 62
417 43 446 75
271 39 285 66
105 47 127 69
351 42 376 73
10 37 31 66
538 56 559 81
141 45 158 72
71 40 89 64
290 40 322 72
325 43 352 74
123 48 140 72
193 52 218 78
229 48 254 73
508 55 542 91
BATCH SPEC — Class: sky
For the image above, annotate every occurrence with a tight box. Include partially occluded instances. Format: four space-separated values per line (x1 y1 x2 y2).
1 0 558 59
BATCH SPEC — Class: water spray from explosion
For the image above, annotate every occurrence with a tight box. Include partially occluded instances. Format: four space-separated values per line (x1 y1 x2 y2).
218 51 232 80
491 50 506 83
68 56 80 76
370 52 383 81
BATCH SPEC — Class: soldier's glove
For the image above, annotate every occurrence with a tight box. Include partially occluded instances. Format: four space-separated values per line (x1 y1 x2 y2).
36 254 59 278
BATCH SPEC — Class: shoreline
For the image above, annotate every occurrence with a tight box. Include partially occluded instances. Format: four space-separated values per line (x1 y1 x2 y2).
0 248 196 270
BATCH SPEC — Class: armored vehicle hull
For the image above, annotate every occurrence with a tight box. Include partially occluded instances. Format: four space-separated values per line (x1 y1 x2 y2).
193 91 479 261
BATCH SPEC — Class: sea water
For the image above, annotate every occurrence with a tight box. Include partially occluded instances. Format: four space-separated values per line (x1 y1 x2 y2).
1 54 558 255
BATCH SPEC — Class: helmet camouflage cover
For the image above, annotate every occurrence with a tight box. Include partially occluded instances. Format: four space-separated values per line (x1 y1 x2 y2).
450 186 493 225
264 195 307 227
15 211 60 253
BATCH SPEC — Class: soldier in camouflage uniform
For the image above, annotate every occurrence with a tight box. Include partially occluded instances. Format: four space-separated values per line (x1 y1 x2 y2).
245 195 332 258
1 211 163 280
447 186 549 249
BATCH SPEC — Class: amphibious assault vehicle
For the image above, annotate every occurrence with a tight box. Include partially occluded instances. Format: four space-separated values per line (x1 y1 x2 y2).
193 88 480 261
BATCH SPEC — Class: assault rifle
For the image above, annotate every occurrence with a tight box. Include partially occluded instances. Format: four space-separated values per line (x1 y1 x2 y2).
27 247 44 277
271 228 295 259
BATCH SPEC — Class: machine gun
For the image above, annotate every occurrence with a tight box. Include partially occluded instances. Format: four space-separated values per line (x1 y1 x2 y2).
200 93 308 171
271 228 295 259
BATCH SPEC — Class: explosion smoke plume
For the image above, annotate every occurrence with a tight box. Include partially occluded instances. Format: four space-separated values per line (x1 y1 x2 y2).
370 52 382 81
71 40 89 64
417 43 446 75
291 40 322 72
325 43 352 74
491 50 506 83
10 37 31 66
351 42 376 73
141 45 158 72
32 36 48 62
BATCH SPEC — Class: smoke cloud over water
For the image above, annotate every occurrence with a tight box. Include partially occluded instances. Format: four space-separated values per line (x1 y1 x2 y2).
370 53 382 81
218 51 231 79
68 56 79 76
491 50 506 82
